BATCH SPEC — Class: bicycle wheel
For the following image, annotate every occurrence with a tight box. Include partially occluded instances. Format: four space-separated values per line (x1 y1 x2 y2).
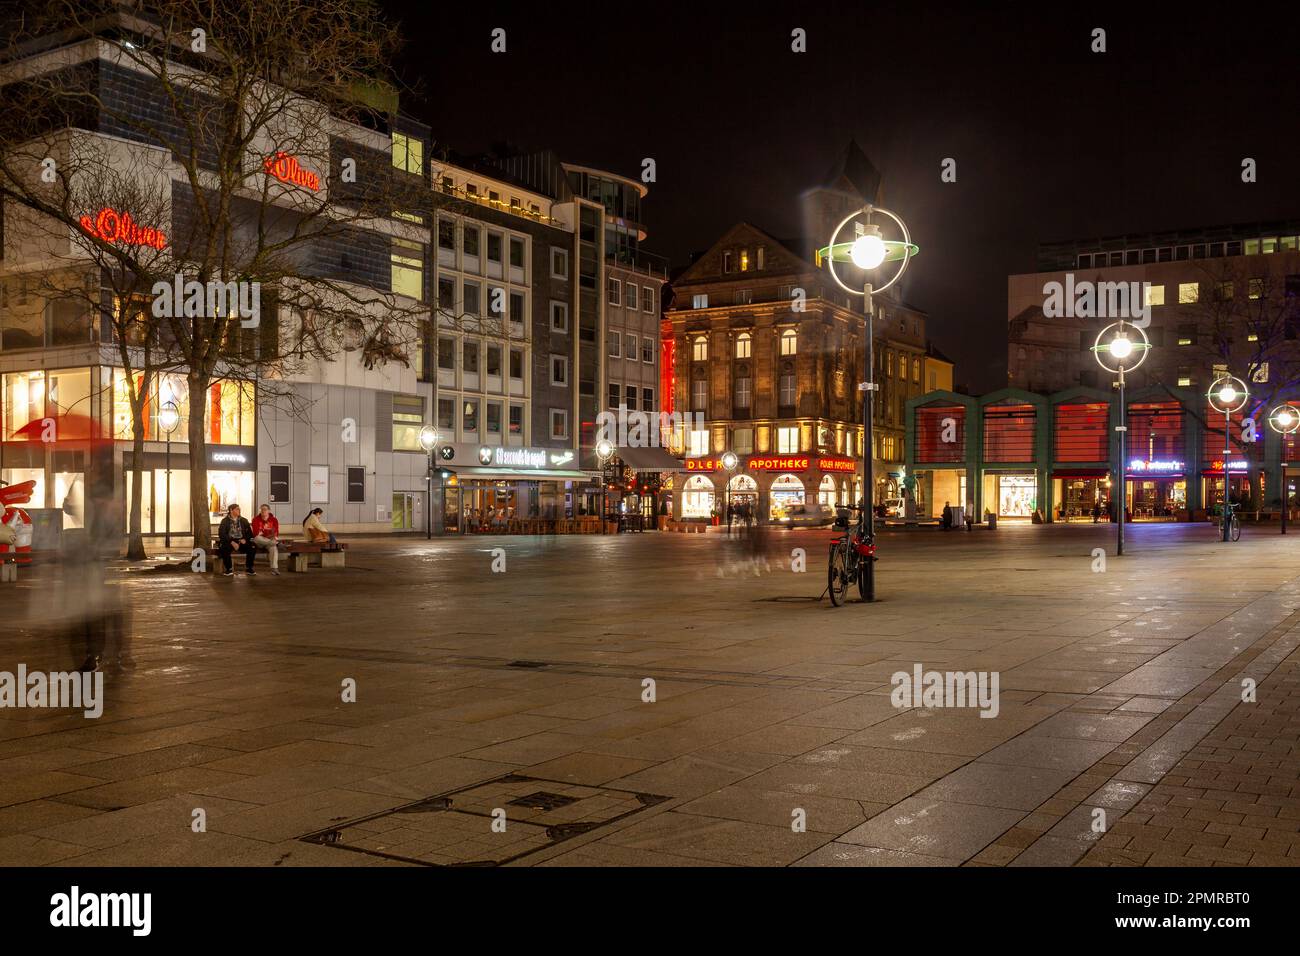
1230 514 1241 541
828 540 850 607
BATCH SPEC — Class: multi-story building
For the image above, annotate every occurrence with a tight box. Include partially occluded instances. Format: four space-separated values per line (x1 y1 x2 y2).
1003 219 1300 520
661 143 937 521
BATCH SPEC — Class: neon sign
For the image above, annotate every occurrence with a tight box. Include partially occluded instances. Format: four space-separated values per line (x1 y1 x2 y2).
1129 459 1184 473
818 456 857 473
1208 459 1248 473
685 458 718 471
747 455 810 471
263 152 320 191
78 208 167 249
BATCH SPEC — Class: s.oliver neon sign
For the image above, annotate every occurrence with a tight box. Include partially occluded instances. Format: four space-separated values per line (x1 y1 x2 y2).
263 152 320 191
78 207 167 249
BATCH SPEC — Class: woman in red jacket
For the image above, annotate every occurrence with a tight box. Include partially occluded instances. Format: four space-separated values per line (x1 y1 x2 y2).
251 504 281 575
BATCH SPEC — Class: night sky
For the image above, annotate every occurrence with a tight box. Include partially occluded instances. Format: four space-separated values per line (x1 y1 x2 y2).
379 1 1300 393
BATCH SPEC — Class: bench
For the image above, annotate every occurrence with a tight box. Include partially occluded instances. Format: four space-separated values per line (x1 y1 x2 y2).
204 538 348 573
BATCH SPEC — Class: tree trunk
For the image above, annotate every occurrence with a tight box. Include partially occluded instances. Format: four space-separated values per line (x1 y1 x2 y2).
125 419 147 561
188 371 210 550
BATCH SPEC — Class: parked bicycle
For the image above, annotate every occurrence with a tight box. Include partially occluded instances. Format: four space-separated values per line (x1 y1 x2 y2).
1219 500 1241 542
827 505 876 606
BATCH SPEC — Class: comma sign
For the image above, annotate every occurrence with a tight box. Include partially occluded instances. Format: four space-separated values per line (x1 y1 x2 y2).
78 208 167 249
264 151 320 191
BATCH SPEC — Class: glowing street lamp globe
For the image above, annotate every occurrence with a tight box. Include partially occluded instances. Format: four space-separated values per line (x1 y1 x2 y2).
418 424 439 453
850 233 887 270
1268 404 1300 435
1207 375 1248 415
158 402 180 434
1092 322 1149 373
1108 335 1133 360
1218 385 1237 404
595 438 615 460
720 451 739 471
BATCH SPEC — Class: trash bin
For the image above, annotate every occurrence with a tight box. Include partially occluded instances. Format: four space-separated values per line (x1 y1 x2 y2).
986 511 997 530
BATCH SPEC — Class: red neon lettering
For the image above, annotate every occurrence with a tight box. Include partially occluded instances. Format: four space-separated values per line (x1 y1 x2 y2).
79 207 167 249
264 151 320 191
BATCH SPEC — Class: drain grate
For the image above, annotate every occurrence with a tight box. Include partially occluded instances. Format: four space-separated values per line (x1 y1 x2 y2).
300 773 668 867
508 791 579 812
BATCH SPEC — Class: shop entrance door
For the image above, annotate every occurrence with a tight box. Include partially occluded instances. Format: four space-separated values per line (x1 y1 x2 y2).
391 492 416 531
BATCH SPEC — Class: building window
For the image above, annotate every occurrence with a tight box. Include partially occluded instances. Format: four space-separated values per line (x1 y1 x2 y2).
733 427 753 454
609 383 620 408
347 466 366 502
551 248 568 278
692 377 707 411
463 399 480 433
739 249 750 272
486 232 502 263
722 251 733 273
486 344 502 377
609 331 621 357
509 348 524 379
392 395 424 451
607 276 621 305
1178 282 1199 304
736 289 752 304
688 429 709 456
779 365 795 407
643 387 654 410
551 355 569 386
391 132 423 175
693 336 708 361
624 388 637 411
1177 368 1192 387
550 409 568 440
436 397 455 431
437 336 455 371
462 340 479 374
463 225 480 257
886 351 894 377
1145 284 1165 307
692 294 709 309
912 358 920 382
1217 280 1234 301
1249 278 1265 300
509 404 523 436
437 276 455 312
390 239 424 301
780 329 797 355
777 426 799 454
486 401 502 434
437 218 455 251
735 332 752 358
509 292 525 326
550 301 569 332
626 333 637 358
462 281 480 315
643 287 655 313
734 370 751 409
625 282 638 311
756 246 765 270
642 339 653 364
509 236 525 268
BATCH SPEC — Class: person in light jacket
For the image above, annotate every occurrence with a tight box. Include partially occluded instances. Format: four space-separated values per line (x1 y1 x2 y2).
251 504 281 575
302 508 336 545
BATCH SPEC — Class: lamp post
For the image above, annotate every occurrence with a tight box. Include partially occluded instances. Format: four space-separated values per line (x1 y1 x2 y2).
419 424 439 540
720 450 739 535
595 438 614 534
158 401 180 550
817 206 918 602
1092 322 1150 556
1267 404 1299 534
1207 375 1249 539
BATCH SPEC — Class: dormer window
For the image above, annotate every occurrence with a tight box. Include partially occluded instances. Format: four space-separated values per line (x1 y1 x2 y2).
740 249 750 272
722 251 733 273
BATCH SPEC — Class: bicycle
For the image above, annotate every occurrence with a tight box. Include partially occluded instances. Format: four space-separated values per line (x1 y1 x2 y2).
1219 501 1241 542
827 505 876 606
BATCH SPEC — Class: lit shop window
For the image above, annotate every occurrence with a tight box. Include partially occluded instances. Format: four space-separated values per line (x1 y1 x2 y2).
777 426 799 454
392 396 424 451
688 429 709 457
112 370 191 440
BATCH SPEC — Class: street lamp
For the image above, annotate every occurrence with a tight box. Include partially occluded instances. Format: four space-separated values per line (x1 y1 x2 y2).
419 424 439 540
818 205 919 602
1092 322 1151 556
595 438 614 534
1207 375 1248 538
720 450 739 535
1267 404 1299 534
158 401 180 550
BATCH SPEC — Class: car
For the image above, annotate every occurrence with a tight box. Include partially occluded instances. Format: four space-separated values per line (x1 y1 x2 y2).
774 503 835 527
882 497 907 518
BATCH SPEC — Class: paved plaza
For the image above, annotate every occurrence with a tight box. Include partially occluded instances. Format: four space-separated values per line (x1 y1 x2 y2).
1 521 1298 867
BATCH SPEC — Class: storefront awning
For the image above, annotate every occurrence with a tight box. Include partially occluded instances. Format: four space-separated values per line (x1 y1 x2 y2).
616 446 688 472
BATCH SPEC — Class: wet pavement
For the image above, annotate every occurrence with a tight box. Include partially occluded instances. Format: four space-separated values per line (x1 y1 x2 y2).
1 521 1298 866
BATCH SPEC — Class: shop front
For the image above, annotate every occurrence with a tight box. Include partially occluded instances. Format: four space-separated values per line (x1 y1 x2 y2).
1052 469 1111 521
1200 459 1252 512
982 470 1039 518
429 442 599 533
1124 459 1186 520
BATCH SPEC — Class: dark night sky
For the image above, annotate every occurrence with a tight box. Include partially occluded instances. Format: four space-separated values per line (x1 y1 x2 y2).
378 1 1300 392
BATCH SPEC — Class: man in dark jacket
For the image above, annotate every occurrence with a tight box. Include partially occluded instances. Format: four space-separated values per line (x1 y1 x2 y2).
218 504 257 576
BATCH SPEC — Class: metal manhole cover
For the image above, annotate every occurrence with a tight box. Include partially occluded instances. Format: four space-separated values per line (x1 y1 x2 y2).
299 774 668 867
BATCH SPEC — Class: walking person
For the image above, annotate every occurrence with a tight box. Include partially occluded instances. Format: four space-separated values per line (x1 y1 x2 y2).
251 503 281 576
303 507 337 545
218 504 257 576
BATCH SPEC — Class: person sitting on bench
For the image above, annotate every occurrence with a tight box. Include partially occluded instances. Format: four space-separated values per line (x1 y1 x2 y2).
303 508 336 545
251 503 281 576
218 504 257 576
